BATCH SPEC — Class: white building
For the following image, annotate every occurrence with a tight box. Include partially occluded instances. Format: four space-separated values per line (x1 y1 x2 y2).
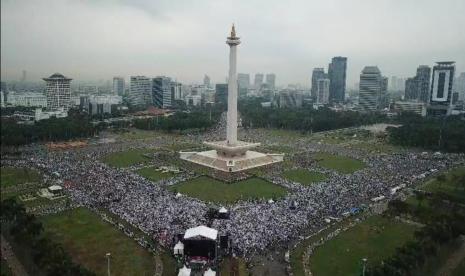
7 92 47 108
428 62 455 116
185 95 202 106
129 76 152 107
113 77 125 96
359 66 383 112
43 73 72 111
317 78 330 104
393 101 427 117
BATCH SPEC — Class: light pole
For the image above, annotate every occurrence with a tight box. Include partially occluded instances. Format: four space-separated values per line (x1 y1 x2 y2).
105 252 111 276
362 258 367 276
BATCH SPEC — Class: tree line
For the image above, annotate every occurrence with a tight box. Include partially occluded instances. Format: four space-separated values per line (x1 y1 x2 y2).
1 199 95 275
387 113 465 153
239 98 387 132
1 110 98 149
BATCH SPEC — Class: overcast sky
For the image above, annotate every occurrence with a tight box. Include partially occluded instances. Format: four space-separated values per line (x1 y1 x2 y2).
1 0 465 87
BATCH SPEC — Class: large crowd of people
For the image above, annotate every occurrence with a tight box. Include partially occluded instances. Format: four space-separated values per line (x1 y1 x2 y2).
2 125 464 261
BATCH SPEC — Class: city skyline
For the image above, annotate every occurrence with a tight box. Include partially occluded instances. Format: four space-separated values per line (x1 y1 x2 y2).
2 0 465 87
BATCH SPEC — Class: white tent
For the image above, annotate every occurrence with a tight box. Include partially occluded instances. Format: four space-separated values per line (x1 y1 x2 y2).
204 268 216 276
176 193 183 198
178 266 191 276
218 207 228 213
48 185 62 191
174 241 184 255
268 199 274 204
184 226 218 240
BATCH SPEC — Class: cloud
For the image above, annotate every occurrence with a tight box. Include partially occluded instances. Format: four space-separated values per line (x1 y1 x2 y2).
1 0 465 87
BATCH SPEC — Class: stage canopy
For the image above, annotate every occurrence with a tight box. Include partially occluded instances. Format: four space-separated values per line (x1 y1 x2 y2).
178 266 191 276
204 268 216 276
184 226 218 240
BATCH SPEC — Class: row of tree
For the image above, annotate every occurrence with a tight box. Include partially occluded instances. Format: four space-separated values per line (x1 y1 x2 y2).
133 109 221 132
239 99 387 132
1 110 98 148
387 114 465 153
1 199 95 275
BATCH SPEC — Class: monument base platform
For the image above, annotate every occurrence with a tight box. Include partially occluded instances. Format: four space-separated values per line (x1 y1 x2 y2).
180 149 284 172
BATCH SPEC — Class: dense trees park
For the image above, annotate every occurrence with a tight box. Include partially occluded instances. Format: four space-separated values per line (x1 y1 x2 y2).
1 199 95 275
387 114 465 153
1 110 98 148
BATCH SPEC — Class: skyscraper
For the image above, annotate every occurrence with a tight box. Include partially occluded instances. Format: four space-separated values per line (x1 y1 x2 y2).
43 73 72 111
129 76 152 107
254 73 264 89
152 76 172 109
113 77 125 96
316 78 330 104
265 74 276 89
203 75 211 88
358 66 383 112
405 77 418 100
237 73 250 89
311 68 326 100
215 83 228 106
428 62 455 116
416 66 431 102
455 72 465 101
328 56 347 103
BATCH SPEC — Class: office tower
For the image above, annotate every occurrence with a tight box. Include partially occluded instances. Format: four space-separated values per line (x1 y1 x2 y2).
279 90 303 108
455 72 465 101
428 62 455 116
0 82 8 103
113 77 125 96
171 81 182 101
152 76 172 109
215 83 228 105
21 70 27 82
416 66 431 102
311 68 326 99
405 78 418 100
265 74 276 89
254 73 264 88
316 78 330 104
203 75 211 88
43 73 72 111
328 56 347 103
238 73 250 89
358 66 383 112
129 76 152 107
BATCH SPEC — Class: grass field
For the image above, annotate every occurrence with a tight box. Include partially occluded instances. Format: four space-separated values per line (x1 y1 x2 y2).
283 169 327 185
41 208 155 276
314 152 365 174
310 216 417 276
168 176 287 204
0 167 42 188
102 148 158 168
420 166 465 203
137 167 175 182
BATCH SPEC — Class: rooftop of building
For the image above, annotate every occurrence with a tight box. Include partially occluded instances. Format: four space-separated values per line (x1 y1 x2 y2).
43 73 72 81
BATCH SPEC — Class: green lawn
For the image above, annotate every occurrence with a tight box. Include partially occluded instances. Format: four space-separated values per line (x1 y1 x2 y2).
102 148 158 168
168 176 287 204
137 167 175 182
314 152 365 174
41 208 155 276
0 167 42 188
310 216 417 276
420 166 465 203
284 169 327 185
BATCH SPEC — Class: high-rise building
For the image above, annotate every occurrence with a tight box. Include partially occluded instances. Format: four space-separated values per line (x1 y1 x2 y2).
416 66 431 102
454 72 465 101
171 81 182 101
316 78 330 104
113 77 125 96
311 68 326 100
405 77 418 100
265 74 276 89
328 56 347 103
215 83 228 105
0 82 8 103
203 75 211 88
238 73 250 89
428 62 455 116
21 70 27 82
129 76 152 107
152 76 172 109
254 73 264 88
358 66 383 112
43 73 72 111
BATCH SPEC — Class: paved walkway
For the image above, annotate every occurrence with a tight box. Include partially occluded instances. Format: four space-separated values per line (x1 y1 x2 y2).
1 235 29 276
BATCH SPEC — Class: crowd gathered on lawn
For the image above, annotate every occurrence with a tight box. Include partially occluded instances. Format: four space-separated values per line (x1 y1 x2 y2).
2 122 464 259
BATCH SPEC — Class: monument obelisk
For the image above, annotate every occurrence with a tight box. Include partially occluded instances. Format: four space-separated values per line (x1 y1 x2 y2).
180 25 284 172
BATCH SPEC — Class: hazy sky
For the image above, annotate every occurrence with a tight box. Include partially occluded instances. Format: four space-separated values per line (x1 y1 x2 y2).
2 0 465 87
